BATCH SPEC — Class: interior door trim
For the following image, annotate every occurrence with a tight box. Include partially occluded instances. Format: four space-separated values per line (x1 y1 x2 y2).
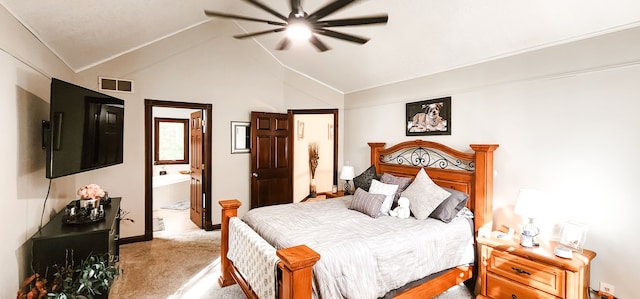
143 99 214 241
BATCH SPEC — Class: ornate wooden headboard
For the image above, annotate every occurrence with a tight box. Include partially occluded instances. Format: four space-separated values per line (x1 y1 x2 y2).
368 140 499 233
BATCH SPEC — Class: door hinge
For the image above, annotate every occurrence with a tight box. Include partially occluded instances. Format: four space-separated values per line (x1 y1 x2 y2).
201 119 206 133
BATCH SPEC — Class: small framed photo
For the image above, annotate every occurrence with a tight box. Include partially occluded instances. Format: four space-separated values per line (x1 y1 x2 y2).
406 97 451 136
559 221 588 253
297 120 305 140
231 121 250 154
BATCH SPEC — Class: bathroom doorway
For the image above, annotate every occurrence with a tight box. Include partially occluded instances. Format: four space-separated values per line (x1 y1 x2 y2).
144 100 213 241
290 109 338 202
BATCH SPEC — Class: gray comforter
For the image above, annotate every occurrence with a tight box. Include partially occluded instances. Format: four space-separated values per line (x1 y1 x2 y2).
241 196 474 299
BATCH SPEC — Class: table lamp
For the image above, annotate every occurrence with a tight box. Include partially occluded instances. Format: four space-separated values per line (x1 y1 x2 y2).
340 166 355 195
513 189 546 247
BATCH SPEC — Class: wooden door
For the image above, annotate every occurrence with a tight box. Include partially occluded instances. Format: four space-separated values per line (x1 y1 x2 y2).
190 111 204 228
250 112 292 208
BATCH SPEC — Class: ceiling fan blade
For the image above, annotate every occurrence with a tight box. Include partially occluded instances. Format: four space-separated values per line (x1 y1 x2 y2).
276 38 291 50
308 0 356 21
314 28 369 44
204 10 287 26
309 35 330 52
244 0 288 21
234 28 286 39
316 14 388 27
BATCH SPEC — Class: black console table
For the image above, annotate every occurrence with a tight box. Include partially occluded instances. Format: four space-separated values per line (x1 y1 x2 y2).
31 197 121 272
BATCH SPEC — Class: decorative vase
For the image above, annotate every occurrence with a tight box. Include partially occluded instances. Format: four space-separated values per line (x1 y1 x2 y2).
310 179 317 198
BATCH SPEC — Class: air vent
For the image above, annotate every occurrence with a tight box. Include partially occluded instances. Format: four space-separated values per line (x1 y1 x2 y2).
99 77 134 93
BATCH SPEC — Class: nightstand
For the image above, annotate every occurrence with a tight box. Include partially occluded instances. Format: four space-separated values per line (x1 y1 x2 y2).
477 232 596 299
319 190 345 198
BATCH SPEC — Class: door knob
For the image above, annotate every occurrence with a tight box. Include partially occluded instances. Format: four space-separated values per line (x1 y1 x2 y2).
252 172 258 177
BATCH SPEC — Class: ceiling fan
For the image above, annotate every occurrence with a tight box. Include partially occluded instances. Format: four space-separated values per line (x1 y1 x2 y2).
204 0 388 52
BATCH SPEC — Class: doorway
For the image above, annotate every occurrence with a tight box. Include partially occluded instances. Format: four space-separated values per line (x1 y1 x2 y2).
249 109 338 207
290 109 338 202
144 100 213 241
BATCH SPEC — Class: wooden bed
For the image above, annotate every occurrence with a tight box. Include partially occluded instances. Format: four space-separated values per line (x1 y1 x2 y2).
218 140 499 298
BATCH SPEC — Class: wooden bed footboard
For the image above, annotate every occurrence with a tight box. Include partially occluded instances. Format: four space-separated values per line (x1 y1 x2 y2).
218 199 320 299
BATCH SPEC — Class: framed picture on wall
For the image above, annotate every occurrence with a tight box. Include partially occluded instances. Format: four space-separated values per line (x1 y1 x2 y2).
406 97 451 136
231 121 250 154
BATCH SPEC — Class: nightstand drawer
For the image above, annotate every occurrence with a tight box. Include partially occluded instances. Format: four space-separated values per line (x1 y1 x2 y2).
488 249 565 297
487 273 561 299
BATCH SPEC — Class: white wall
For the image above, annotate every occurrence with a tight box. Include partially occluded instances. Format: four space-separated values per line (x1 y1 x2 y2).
344 26 640 298
0 5 80 298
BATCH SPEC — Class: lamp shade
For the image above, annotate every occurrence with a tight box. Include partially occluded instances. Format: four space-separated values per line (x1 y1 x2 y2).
513 189 548 219
340 166 355 180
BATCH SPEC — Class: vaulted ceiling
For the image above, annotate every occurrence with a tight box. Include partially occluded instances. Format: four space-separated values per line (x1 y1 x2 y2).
2 0 640 93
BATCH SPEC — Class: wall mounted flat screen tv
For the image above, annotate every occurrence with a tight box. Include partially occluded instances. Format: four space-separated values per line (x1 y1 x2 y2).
45 78 125 179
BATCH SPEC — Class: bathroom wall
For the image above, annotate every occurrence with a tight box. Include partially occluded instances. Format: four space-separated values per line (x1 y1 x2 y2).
292 113 335 202
152 107 198 176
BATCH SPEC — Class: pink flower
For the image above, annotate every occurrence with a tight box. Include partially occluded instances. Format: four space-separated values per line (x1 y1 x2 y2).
77 184 106 200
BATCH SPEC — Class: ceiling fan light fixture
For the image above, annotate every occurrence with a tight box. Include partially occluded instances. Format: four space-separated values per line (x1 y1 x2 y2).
286 22 312 40
204 0 388 51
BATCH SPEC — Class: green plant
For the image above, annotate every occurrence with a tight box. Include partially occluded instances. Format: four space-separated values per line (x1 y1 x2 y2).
48 254 118 299
18 253 118 299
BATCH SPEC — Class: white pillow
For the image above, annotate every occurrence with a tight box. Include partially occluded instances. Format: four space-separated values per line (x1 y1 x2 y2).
401 168 451 220
369 179 399 216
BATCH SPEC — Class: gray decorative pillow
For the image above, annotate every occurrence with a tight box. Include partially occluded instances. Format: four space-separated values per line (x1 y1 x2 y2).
429 187 469 223
349 188 386 218
401 168 451 220
353 165 379 192
380 173 412 204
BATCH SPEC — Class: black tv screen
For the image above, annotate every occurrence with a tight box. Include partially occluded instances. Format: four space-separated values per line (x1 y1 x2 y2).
46 78 124 179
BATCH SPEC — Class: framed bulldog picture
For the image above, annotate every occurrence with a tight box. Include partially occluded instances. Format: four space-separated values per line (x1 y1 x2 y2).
406 97 451 136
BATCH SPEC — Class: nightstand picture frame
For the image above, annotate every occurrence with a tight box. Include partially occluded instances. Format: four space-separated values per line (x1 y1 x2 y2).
559 221 587 253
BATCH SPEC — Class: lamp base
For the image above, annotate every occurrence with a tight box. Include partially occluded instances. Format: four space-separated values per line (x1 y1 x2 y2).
344 180 352 195
520 220 540 247
520 233 539 247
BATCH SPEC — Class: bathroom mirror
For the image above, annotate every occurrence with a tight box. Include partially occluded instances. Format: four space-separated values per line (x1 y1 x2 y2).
231 121 250 154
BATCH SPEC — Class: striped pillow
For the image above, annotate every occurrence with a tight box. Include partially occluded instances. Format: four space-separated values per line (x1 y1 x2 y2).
349 188 386 218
